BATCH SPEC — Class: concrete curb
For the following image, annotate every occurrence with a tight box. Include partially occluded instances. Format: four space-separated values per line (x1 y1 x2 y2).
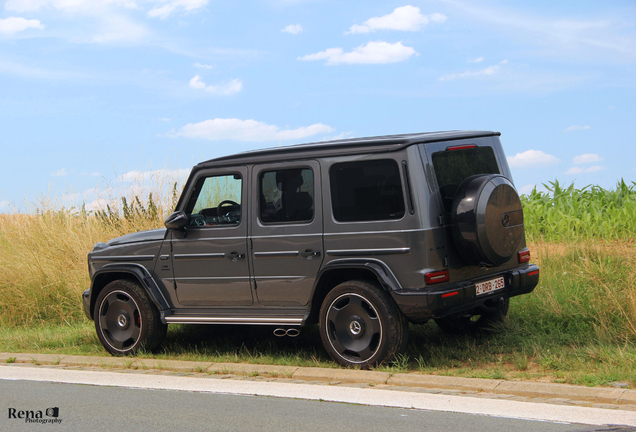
2 352 634 406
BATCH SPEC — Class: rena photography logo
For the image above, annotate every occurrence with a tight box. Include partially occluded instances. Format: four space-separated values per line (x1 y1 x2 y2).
8 406 63 424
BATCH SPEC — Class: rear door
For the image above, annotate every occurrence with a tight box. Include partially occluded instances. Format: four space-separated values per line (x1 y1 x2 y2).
250 161 324 306
419 137 518 281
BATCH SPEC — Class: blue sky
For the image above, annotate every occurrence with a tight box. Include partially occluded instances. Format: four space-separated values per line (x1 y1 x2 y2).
1 0 634 212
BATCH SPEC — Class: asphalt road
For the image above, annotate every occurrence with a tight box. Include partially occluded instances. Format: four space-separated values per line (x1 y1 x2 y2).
1 380 616 432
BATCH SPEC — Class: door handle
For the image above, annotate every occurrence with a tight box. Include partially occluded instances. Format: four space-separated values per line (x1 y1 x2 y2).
226 251 245 261
300 249 321 259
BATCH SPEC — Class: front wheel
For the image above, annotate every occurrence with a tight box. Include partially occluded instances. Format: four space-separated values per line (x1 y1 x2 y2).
319 280 408 368
94 279 167 356
435 298 509 334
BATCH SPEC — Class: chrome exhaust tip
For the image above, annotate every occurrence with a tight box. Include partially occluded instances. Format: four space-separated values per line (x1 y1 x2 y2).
273 328 301 337
273 328 287 337
286 328 300 338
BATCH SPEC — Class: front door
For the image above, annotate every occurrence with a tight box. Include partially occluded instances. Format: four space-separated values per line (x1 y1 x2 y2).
250 161 323 306
171 167 252 306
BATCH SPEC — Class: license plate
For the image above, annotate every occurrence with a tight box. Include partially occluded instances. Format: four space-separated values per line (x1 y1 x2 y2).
475 276 505 296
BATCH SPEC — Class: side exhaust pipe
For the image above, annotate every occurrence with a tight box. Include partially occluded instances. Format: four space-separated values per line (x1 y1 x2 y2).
273 328 300 338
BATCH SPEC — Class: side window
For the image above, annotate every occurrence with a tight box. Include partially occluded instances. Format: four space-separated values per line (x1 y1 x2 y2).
259 168 314 224
330 159 405 222
184 174 242 227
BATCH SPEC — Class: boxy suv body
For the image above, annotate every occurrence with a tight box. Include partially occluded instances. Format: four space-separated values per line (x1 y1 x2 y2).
83 131 539 366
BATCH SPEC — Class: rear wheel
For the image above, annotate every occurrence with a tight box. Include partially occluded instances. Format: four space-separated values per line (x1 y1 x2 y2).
319 280 408 368
435 298 509 334
94 279 167 356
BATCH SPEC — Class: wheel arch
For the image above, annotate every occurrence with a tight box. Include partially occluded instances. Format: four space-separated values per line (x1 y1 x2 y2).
305 259 402 325
88 264 169 320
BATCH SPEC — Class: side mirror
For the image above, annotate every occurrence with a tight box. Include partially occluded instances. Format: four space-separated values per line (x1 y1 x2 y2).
165 211 188 230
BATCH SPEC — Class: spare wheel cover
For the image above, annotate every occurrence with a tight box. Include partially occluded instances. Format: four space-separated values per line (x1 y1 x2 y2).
451 174 524 266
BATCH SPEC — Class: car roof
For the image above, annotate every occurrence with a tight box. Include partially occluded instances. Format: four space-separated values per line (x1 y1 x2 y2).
196 130 500 168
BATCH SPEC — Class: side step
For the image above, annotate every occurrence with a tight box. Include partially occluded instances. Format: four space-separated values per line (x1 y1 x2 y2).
161 309 307 326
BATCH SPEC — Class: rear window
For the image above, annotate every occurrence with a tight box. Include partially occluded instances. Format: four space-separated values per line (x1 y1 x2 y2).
430 146 500 212
330 159 405 222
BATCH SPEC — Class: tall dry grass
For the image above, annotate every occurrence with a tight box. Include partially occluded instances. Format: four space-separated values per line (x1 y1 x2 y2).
1 179 635 349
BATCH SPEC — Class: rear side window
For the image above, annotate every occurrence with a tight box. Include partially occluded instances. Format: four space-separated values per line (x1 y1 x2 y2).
330 159 405 222
259 168 314 224
430 145 500 212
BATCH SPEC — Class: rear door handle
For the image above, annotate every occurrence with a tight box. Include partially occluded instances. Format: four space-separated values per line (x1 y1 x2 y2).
226 251 245 261
300 249 321 259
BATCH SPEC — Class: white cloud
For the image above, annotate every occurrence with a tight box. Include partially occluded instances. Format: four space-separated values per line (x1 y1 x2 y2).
439 65 500 81
319 131 355 141
52 168 68 177
282 24 303 34
147 0 208 19
5 1 151 44
563 125 591 132
347 6 446 34
507 150 560 168
467 56 484 63
443 0 635 61
565 165 605 175
171 118 334 142
194 62 213 69
0 17 44 34
188 75 242 95
299 41 416 65
118 168 191 182
90 14 150 44
573 153 602 164
4 0 138 12
85 198 116 212
518 184 536 195
0 200 10 211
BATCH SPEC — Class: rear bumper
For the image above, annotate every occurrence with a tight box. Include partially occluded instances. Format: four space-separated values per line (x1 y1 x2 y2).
391 264 540 323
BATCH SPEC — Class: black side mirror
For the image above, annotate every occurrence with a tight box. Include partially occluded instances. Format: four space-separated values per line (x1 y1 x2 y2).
165 211 188 230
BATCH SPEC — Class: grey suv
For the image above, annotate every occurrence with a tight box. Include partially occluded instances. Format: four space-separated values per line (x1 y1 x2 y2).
83 131 539 367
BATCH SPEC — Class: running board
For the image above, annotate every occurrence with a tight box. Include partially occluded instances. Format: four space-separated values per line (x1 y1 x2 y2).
163 316 304 326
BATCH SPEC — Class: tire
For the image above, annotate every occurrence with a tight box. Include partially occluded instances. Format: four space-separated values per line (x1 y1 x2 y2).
451 174 524 266
319 280 408 368
94 279 167 356
434 298 509 334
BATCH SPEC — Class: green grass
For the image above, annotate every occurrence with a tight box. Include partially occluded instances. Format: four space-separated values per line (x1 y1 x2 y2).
1 181 636 386
2 242 635 386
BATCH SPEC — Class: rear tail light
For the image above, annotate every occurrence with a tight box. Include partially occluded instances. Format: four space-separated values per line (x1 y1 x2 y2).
425 269 449 285
518 249 531 263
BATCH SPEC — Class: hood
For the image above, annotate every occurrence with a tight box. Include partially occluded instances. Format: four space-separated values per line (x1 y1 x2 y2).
107 228 167 246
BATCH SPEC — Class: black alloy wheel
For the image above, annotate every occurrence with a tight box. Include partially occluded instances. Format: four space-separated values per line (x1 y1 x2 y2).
94 279 167 356
319 280 408 368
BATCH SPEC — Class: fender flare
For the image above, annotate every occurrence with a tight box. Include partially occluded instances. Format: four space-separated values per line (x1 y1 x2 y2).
88 263 170 319
316 258 403 292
